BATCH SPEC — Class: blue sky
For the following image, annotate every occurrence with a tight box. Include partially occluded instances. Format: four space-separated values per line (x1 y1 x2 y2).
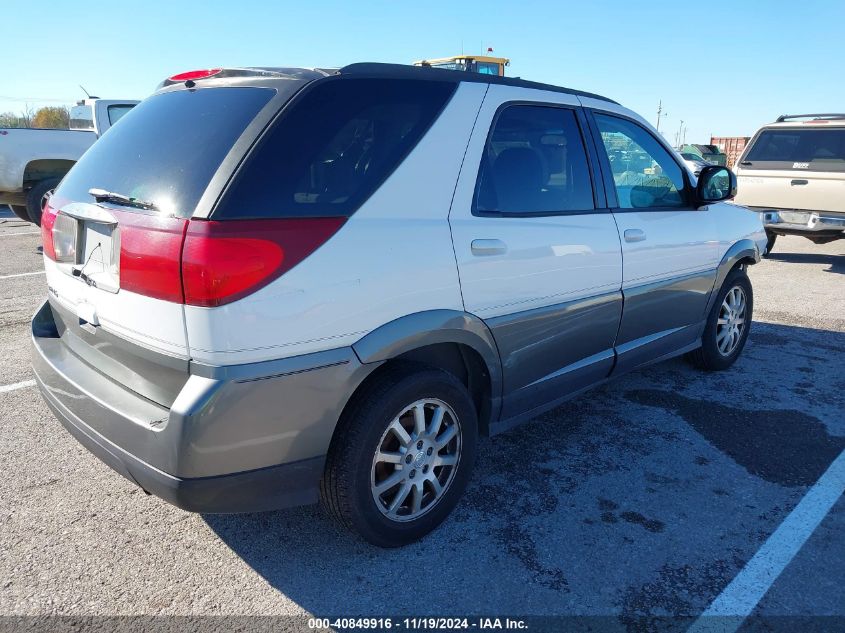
3 0 843 144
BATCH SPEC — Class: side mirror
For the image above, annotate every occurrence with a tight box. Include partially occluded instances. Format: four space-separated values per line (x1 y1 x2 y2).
696 165 737 204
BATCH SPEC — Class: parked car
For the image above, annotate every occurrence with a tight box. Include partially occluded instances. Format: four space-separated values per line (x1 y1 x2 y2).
680 143 728 167
0 98 138 225
733 113 845 254
31 64 766 547
680 151 711 177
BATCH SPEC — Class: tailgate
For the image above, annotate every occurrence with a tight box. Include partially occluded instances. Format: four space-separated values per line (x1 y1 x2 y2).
735 169 845 213
43 204 190 407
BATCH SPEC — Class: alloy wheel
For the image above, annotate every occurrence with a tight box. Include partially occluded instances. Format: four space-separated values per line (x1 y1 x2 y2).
370 398 461 523
716 285 747 356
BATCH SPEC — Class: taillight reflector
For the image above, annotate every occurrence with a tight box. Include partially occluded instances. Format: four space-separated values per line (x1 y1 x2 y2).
41 201 59 260
117 210 188 303
169 68 223 82
181 217 345 307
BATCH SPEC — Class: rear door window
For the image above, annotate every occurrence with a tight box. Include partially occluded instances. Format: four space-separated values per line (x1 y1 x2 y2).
743 128 845 171
473 104 595 215
54 87 277 217
215 78 456 219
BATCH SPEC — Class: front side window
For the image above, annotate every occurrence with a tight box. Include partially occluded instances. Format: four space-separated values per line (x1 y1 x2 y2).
594 113 686 209
474 105 594 215
216 78 456 219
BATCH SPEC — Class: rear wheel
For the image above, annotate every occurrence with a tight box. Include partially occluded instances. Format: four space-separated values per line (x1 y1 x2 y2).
687 268 753 371
763 230 777 257
321 365 478 547
25 177 61 226
9 205 30 222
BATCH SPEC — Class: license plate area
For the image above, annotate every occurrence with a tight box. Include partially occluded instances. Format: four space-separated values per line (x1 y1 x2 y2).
53 210 121 293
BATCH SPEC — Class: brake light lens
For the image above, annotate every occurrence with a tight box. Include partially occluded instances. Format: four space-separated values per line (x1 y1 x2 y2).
41 201 59 260
117 210 188 303
168 68 223 82
181 217 346 307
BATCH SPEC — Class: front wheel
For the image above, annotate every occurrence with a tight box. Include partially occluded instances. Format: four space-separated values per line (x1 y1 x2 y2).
321 365 478 547
687 268 753 371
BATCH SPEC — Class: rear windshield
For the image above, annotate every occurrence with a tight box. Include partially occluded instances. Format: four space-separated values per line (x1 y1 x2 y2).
215 77 456 219
743 128 845 171
54 87 276 217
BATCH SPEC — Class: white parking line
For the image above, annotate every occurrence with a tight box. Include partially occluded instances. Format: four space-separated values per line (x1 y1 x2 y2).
0 270 45 280
0 379 36 394
0 231 40 237
688 448 845 633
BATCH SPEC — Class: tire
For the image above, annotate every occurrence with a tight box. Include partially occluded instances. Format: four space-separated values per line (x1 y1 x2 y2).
687 267 753 371
25 177 61 226
321 364 478 547
763 230 777 257
9 205 30 222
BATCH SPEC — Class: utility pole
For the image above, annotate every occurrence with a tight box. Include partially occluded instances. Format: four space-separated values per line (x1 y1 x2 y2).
676 119 684 148
656 100 665 132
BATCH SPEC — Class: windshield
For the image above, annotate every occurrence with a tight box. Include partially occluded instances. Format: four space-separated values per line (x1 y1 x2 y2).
54 87 277 217
743 128 845 171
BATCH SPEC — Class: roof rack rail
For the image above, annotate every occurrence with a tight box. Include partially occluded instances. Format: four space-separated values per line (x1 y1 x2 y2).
776 113 845 122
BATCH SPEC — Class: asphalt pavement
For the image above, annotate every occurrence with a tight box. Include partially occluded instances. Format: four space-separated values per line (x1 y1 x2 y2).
0 205 842 628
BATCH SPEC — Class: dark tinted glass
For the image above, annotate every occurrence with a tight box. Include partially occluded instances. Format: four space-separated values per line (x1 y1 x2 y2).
475 105 594 214
216 78 456 219
595 114 686 209
744 128 845 171
54 87 276 217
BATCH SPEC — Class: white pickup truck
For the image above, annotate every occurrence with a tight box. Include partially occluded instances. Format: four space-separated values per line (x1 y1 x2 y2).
0 98 138 224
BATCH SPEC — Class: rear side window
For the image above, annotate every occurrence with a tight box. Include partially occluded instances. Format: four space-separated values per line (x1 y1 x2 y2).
743 128 845 171
55 87 276 217
474 105 594 215
216 78 456 219
107 104 134 125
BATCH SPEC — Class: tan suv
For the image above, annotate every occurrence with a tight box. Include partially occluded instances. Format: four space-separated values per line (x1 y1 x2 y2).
733 114 845 254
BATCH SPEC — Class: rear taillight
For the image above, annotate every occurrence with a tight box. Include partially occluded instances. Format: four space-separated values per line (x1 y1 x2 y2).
41 202 59 260
117 211 188 303
181 218 345 307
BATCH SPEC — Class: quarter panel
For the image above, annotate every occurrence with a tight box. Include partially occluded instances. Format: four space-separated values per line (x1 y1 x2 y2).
184 82 489 365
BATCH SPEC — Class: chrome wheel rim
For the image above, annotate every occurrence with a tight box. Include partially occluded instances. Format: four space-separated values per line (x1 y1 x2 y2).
716 285 747 356
370 398 461 523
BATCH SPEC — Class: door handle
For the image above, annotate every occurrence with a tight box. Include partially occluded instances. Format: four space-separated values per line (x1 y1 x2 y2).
624 229 646 243
790 179 808 186
471 239 507 256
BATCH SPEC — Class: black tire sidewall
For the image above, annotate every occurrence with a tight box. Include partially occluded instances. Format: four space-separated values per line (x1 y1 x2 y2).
342 369 478 547
700 269 753 370
9 205 31 222
25 178 60 226
764 230 777 256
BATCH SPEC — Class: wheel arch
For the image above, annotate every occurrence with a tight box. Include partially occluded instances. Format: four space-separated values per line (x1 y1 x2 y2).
23 159 74 188
351 310 503 435
705 239 759 315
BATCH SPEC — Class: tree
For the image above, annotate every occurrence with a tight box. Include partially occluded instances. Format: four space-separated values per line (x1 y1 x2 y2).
0 112 24 128
31 106 69 129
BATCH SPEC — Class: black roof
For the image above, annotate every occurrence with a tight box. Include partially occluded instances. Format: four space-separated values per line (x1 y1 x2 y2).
338 63 617 104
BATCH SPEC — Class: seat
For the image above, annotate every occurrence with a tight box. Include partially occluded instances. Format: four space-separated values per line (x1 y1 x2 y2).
492 147 545 212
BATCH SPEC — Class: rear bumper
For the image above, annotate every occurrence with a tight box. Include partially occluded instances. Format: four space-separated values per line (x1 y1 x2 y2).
754 207 845 236
31 300 376 513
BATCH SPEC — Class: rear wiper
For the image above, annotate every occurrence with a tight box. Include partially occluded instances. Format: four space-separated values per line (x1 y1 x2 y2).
88 188 159 211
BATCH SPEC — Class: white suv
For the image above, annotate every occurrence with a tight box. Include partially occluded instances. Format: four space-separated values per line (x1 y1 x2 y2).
32 64 767 547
